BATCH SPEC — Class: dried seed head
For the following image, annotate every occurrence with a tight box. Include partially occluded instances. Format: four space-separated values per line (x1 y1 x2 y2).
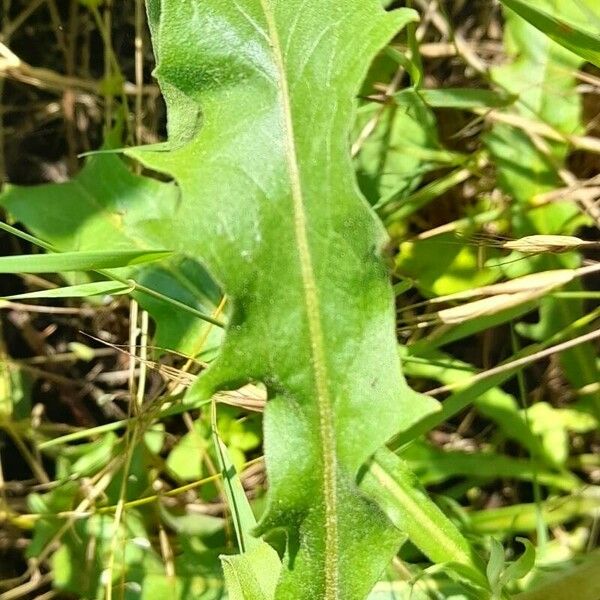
474 269 575 295
502 234 588 254
437 291 543 325
430 269 576 305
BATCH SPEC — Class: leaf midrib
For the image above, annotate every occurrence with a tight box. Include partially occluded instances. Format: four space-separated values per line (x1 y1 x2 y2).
258 1 339 596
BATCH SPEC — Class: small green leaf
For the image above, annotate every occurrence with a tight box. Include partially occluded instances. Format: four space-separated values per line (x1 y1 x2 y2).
499 538 535 587
487 538 505 590
166 420 209 481
0 249 171 274
222 544 281 600
70 434 118 477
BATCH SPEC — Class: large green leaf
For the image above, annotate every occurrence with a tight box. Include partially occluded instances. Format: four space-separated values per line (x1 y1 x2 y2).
128 2 439 598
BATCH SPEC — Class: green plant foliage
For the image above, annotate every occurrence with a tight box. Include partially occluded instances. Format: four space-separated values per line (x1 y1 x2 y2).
126 2 440 597
2 280 132 300
1 2 598 599
215 426 281 599
0 154 222 355
468 488 600 534
499 0 600 68
488 0 600 417
360 449 487 592
515 549 600 600
0 248 171 273
355 87 444 207
486 537 535 599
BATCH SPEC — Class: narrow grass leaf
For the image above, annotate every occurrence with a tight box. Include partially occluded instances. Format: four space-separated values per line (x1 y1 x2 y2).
0 250 171 274
212 410 281 599
3 281 132 300
469 489 600 533
396 88 516 110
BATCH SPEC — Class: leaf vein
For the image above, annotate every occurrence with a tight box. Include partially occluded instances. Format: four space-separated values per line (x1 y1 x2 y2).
259 1 340 596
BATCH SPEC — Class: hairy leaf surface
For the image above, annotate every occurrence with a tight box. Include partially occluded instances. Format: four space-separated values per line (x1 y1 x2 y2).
129 1 439 597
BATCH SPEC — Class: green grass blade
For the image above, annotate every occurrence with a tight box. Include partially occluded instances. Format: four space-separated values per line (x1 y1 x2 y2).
3 281 132 300
469 489 600 534
395 88 516 110
211 403 281 599
0 249 171 273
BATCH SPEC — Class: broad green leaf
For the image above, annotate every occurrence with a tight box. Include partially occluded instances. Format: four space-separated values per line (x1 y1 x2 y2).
360 448 487 591
2 280 132 300
141 574 225 600
0 154 223 355
499 538 535 588
0 249 171 273
222 544 281 600
129 2 439 598
499 0 600 68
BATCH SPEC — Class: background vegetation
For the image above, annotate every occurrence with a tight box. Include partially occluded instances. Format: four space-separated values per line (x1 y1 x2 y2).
0 0 599 598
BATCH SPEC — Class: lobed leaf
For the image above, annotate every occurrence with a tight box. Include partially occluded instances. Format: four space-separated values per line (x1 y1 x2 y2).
129 1 440 597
